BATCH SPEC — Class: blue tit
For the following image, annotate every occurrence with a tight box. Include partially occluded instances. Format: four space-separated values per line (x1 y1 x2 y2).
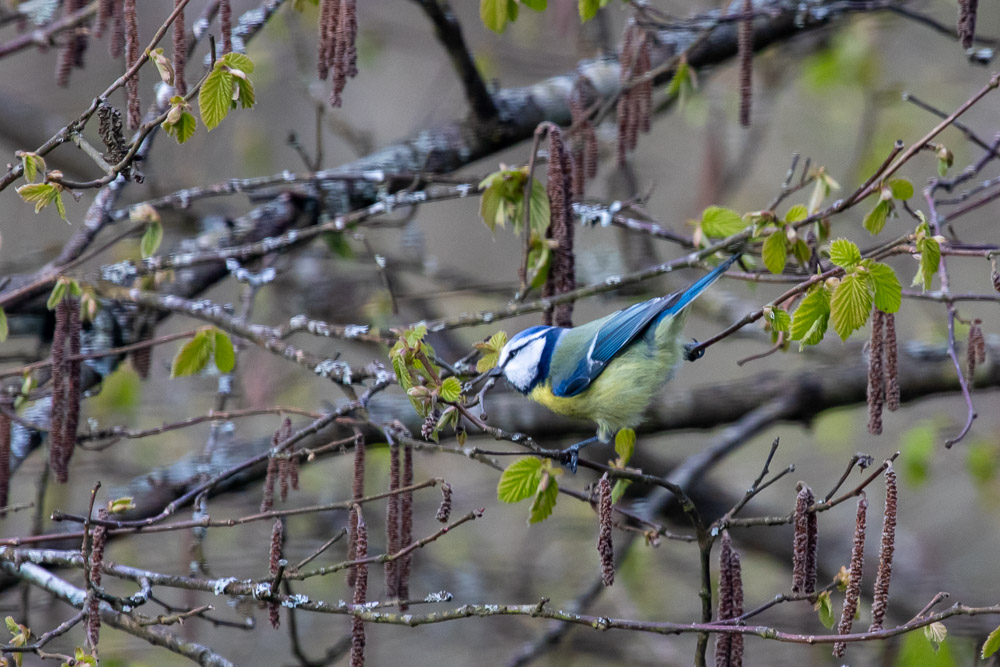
494 253 740 470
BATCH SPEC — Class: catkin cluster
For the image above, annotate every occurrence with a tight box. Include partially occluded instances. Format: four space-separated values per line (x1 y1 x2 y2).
56 0 89 87
49 296 82 484
568 75 599 198
541 126 576 328
867 310 899 434
260 418 294 512
318 0 358 107
715 531 744 667
616 23 652 166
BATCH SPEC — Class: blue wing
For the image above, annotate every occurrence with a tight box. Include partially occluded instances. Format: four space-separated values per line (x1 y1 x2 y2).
553 254 739 397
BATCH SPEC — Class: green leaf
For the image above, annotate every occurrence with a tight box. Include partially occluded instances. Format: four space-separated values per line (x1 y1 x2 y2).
765 307 791 332
20 153 44 183
814 591 835 629
528 471 559 523
5 616 18 634
480 0 509 32
700 206 745 238
440 376 462 402
830 273 872 340
497 457 543 503
479 181 502 232
525 243 551 291
791 238 811 266
762 231 788 274
46 280 68 310
982 624 1000 658
404 325 427 348
221 52 255 73
790 286 830 348
614 428 635 463
140 219 163 258
966 439 998 487
785 204 808 223
666 59 696 100
199 66 233 130
107 496 136 514
475 330 508 373
578 0 599 21
913 236 941 292
867 261 901 313
924 622 947 652
889 178 914 200
171 331 213 377
610 479 631 504
0 307 6 343
521 0 547 10
16 182 58 214
899 629 957 667
901 422 935 487
828 238 862 269
234 76 255 109
863 198 891 235
213 329 235 373
162 109 197 144
528 179 550 236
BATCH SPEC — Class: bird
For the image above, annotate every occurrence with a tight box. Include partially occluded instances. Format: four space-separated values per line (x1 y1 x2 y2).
492 253 740 471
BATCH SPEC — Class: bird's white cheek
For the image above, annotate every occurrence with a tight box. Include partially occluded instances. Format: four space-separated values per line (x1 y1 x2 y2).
502 339 545 392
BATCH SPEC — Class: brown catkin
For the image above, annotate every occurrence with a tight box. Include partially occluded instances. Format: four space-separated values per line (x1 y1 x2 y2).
351 508 368 667
0 398 10 516
958 0 978 50
49 298 69 484
729 550 744 667
436 482 452 523
124 0 141 129
833 494 868 658
268 519 283 629
869 466 897 632
597 475 614 586
61 299 82 478
289 454 300 491
96 0 115 38
109 0 125 59
867 310 885 435
385 442 401 597
278 456 290 502
220 0 233 55
172 0 187 95
398 442 413 608
715 530 735 666
543 126 576 328
346 433 365 588
967 320 986 385
87 508 109 648
317 0 339 80
56 0 83 87
737 0 753 127
330 0 358 107
260 456 278 513
884 313 899 411
634 37 652 135
616 23 635 167
791 484 814 593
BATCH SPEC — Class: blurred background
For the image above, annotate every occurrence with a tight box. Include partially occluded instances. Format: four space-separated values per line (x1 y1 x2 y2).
2 0 1000 665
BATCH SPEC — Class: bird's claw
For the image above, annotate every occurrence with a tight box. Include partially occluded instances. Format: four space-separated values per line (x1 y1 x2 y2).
559 446 581 473
683 339 704 362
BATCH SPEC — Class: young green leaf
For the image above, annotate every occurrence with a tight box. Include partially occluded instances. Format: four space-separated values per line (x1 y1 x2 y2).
46 280 68 310
0 307 7 343
497 457 543 503
614 428 636 463
924 621 947 652
475 330 508 373
528 178 550 236
830 273 872 340
866 261 901 313
828 238 862 269
982 624 1000 658
439 376 462 402
20 152 44 183
765 306 791 332
913 236 941 292
863 198 891 235
16 182 59 214
521 0 547 9
790 286 831 348
479 181 503 232
199 66 234 130
762 231 788 274
578 0 601 21
784 204 808 223
213 329 236 373
528 470 559 523
889 178 913 200
814 590 835 629
107 496 136 514
221 52 255 73
610 479 631 505
700 206 745 238
480 0 509 32
171 331 213 377
140 219 163 258
162 98 197 144
791 238 811 266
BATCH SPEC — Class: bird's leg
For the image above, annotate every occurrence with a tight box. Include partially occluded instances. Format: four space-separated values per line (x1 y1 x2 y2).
683 338 704 362
559 436 600 473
